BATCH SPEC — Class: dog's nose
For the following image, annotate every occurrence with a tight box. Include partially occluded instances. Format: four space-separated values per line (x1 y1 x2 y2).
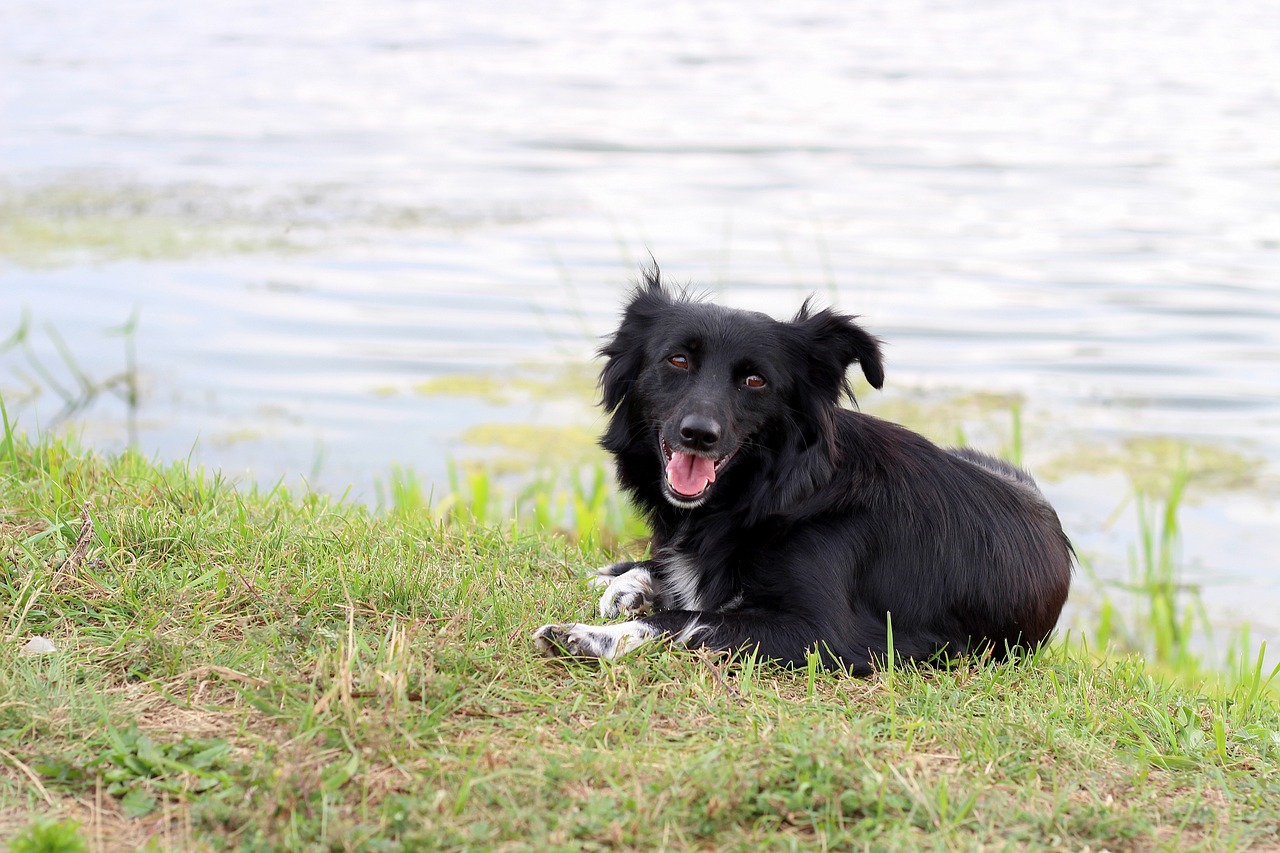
679 414 721 450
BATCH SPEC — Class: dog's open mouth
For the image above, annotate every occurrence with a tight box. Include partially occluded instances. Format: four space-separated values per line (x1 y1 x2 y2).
660 436 735 503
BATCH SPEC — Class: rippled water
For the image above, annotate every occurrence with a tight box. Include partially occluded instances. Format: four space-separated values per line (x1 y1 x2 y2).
3 0 1278 644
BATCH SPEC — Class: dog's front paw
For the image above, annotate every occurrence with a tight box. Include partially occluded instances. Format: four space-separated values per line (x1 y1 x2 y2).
533 623 584 658
532 621 658 660
596 566 657 618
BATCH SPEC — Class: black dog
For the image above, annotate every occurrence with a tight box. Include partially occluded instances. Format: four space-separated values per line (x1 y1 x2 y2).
534 269 1072 675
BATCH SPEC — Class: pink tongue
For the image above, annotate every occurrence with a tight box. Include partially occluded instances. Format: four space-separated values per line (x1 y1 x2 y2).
666 451 717 497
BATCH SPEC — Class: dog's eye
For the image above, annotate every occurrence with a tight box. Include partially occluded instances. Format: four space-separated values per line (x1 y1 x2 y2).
668 354 689 370
744 374 766 388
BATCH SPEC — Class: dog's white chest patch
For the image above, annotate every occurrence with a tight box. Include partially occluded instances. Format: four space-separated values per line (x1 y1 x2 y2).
661 554 704 611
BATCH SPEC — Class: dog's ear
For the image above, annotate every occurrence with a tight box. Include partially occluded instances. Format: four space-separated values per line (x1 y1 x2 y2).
792 302 885 397
599 268 671 412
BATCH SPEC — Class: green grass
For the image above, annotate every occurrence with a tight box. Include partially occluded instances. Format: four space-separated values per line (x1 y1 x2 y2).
1 426 1279 851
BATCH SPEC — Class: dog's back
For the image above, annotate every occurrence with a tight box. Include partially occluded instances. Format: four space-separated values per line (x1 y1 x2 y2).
950 445 1043 492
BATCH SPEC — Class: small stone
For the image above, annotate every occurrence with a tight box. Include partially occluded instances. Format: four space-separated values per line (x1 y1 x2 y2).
19 636 57 656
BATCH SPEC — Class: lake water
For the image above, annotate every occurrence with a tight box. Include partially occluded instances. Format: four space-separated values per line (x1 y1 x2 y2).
3 0 1278 653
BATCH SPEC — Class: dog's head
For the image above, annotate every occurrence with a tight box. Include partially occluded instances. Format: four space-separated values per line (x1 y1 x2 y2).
600 267 884 509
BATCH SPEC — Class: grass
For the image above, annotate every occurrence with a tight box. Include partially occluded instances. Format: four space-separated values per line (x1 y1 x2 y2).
1 421 1279 851
1082 462 1206 675
1071 456 1278 691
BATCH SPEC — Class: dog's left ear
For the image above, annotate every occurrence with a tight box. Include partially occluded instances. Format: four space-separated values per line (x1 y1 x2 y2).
599 272 672 411
793 304 885 397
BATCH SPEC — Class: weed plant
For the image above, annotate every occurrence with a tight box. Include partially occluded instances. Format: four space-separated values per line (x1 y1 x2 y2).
0 312 141 445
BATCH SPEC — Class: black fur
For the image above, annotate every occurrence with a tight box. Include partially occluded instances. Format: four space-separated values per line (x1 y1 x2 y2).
563 267 1073 675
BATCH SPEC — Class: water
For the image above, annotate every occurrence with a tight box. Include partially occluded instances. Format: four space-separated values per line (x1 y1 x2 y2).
3 0 1278 648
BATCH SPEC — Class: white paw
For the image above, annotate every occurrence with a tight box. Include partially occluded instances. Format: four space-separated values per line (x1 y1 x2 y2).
597 567 656 618
532 621 658 660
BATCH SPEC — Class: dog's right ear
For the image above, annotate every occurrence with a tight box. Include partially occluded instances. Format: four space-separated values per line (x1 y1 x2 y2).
791 303 885 397
599 268 671 412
